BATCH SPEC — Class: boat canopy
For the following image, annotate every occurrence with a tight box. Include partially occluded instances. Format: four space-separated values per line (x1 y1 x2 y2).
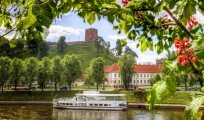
76 94 126 97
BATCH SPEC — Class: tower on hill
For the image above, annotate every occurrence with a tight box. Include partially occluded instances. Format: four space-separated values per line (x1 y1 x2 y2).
85 28 98 42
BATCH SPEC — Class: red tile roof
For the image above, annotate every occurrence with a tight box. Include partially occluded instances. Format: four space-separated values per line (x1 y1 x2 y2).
104 64 160 73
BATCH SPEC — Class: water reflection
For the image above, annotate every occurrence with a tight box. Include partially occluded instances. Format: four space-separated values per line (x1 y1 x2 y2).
52 109 128 120
0 105 197 120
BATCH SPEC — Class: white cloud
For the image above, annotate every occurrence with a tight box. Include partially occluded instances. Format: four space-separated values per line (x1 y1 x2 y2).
108 35 126 40
195 11 204 24
47 25 84 40
0 27 15 40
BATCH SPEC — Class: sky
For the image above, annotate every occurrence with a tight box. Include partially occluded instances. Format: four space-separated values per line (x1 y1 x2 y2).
47 12 165 64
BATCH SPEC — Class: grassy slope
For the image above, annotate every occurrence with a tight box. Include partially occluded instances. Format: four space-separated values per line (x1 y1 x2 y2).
48 43 118 70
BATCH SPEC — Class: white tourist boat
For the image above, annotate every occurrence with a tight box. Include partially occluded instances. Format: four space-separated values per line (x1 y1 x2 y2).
53 91 127 111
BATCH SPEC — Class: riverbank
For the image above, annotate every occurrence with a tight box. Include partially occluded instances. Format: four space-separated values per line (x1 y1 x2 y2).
0 101 204 110
0 90 194 104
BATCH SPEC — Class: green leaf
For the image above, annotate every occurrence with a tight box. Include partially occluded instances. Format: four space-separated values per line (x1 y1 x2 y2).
184 1 196 19
9 39 17 48
108 14 114 24
186 96 204 119
87 11 95 25
139 36 147 52
22 7 37 29
127 30 136 40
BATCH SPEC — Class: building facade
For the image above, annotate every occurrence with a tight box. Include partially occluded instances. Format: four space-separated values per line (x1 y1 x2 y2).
104 63 160 86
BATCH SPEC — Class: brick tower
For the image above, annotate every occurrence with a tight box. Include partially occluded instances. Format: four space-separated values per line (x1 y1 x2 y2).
85 28 98 42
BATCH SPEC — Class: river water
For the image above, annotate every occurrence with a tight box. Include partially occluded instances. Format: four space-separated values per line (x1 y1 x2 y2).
0 105 198 120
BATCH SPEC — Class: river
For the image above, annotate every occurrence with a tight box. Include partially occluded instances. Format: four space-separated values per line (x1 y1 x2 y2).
0 105 200 120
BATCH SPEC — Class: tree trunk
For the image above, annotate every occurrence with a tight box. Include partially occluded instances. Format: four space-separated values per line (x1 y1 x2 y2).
96 84 98 91
29 83 32 92
69 84 71 91
55 83 57 91
15 83 17 92
124 83 127 90
184 80 187 91
1 85 3 92
41 84 44 91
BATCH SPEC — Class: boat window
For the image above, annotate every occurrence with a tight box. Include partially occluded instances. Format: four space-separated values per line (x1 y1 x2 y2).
99 104 103 106
94 104 98 106
70 103 73 105
66 103 69 105
90 104 93 106
63 103 65 105
109 104 111 106
104 104 108 106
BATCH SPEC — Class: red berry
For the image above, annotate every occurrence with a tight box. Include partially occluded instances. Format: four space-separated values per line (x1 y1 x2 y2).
192 57 198 62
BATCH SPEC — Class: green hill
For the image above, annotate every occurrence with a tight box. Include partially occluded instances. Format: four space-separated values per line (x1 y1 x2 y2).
48 43 118 71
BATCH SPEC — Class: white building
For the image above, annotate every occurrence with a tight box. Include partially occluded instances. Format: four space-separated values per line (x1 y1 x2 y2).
104 63 161 86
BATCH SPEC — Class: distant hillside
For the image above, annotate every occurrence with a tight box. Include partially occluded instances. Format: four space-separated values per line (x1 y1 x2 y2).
48 43 118 71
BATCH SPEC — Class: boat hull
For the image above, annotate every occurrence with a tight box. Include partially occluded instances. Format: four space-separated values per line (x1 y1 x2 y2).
53 105 127 111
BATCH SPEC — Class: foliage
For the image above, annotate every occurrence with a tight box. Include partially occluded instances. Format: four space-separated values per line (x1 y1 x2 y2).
186 90 204 119
150 73 161 86
37 57 51 91
24 57 39 90
62 54 82 90
37 41 49 59
115 39 124 58
48 44 118 71
94 36 108 57
0 56 11 91
10 58 23 91
50 55 62 91
87 57 105 91
124 46 138 58
57 36 67 53
118 54 135 90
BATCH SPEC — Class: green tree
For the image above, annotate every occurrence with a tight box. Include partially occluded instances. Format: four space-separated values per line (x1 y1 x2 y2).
57 36 67 53
118 54 135 90
51 55 62 91
24 57 39 91
37 57 51 91
115 39 123 58
62 54 82 90
10 58 23 91
88 57 105 91
124 46 138 58
94 36 107 57
106 41 111 55
0 57 11 92
85 68 95 88
37 41 49 59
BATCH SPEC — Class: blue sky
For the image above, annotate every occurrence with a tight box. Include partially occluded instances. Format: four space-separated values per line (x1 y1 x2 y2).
47 12 165 64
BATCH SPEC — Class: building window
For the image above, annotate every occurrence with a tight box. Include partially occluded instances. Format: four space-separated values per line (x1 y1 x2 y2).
140 80 142 84
118 80 120 84
137 80 139 83
148 80 150 83
137 74 139 77
140 74 142 77
115 74 117 77
147 74 149 77
144 80 146 83
134 80 135 84
144 74 146 77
